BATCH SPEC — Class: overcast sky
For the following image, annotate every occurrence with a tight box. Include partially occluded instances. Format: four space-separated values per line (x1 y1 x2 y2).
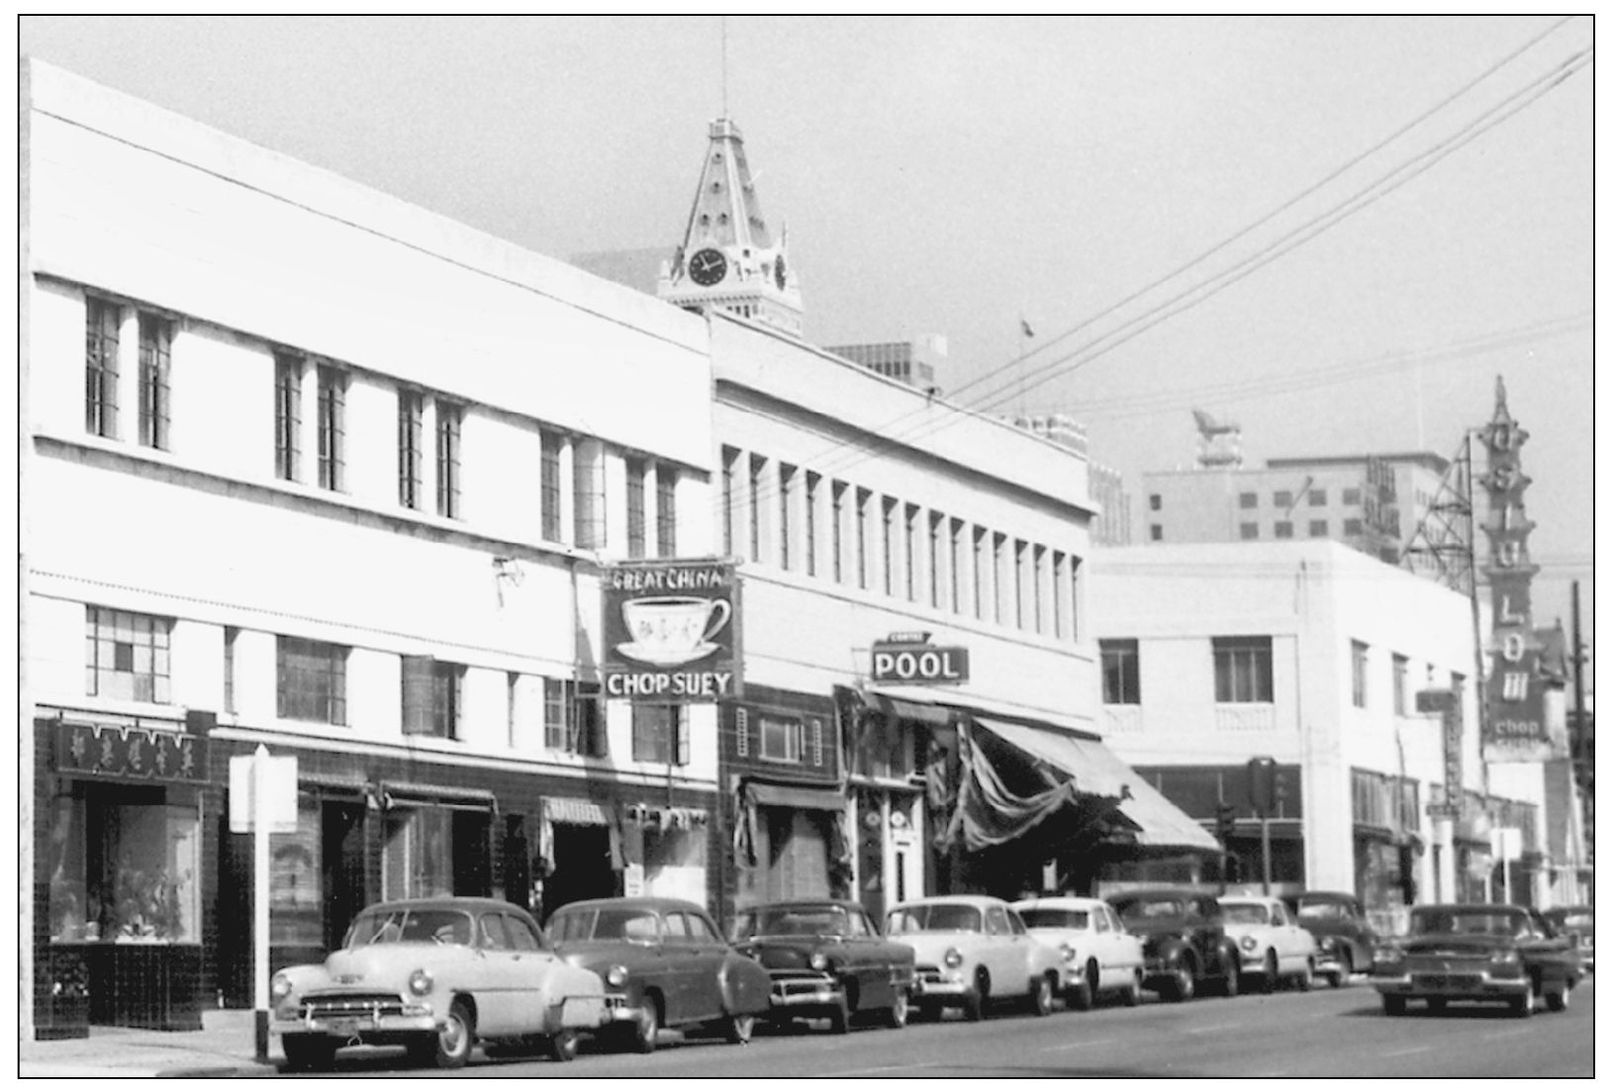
18 15 1595 648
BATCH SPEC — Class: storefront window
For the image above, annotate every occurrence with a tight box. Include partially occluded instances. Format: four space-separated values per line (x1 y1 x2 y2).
643 825 708 904
383 807 453 900
271 796 323 946
47 783 201 943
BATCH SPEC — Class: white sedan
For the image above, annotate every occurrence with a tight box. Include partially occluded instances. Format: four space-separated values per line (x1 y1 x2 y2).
1014 896 1146 1009
1218 894 1319 992
886 896 1065 1021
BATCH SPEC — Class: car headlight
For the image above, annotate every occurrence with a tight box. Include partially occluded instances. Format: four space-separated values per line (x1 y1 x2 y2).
1371 945 1403 966
809 952 829 972
606 965 629 988
944 947 964 969
1489 948 1521 966
1239 935 1258 952
408 969 433 997
270 973 293 1001
1059 943 1077 964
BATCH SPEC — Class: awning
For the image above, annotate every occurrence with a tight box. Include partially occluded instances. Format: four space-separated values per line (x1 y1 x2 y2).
863 684 1092 733
380 781 497 813
545 796 611 826
745 782 847 813
857 688 958 727
971 716 1219 852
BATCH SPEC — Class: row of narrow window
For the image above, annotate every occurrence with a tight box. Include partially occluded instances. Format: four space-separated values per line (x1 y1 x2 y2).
720 446 1083 641
82 290 678 556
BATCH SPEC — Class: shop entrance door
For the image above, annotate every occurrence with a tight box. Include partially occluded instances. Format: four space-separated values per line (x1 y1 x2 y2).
321 802 366 952
541 824 617 922
765 809 829 903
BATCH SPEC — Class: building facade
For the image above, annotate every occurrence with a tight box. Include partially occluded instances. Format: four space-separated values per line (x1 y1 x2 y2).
1091 541 1575 932
22 60 724 1035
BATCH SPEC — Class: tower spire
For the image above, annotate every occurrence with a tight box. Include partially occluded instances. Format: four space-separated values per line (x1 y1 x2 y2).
657 118 803 336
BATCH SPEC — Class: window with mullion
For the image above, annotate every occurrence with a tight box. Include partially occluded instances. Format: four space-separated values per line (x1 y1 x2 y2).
631 704 687 765
137 313 171 450
1212 636 1273 703
277 635 348 724
543 677 571 751
656 468 677 557
85 297 120 438
85 606 171 703
436 400 462 519
317 364 346 492
626 457 647 558
1100 638 1141 704
275 354 302 481
540 432 563 542
398 389 423 508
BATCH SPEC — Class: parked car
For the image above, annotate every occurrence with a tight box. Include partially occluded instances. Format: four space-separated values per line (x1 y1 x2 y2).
1284 891 1377 987
1371 902 1581 1017
1219 894 1318 992
1106 888 1241 1002
547 896 772 1052
269 897 608 1071
1013 896 1145 1009
1542 906 1594 972
885 895 1064 1021
729 899 916 1031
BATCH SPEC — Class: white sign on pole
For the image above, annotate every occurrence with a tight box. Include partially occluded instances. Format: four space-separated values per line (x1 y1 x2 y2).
1491 826 1523 862
229 753 299 833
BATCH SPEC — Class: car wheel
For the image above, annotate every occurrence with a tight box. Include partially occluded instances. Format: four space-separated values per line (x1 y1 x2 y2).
1122 970 1142 1007
828 996 851 1034
1067 962 1096 1011
963 970 988 1022
1295 958 1314 992
432 1000 474 1069
1220 957 1240 998
1546 984 1570 1013
1510 992 1533 1018
1382 995 1406 1016
544 1028 579 1063
630 998 659 1054
1340 948 1355 978
1327 968 1345 989
1165 961 1195 1002
1029 974 1055 1017
280 1034 336 1073
884 988 910 1029
1259 951 1278 994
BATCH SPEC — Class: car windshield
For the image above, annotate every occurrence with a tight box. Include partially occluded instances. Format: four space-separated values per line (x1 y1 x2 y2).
1410 909 1528 938
1113 898 1181 924
887 904 983 934
1221 904 1270 926
1018 908 1089 930
344 908 472 948
735 906 849 938
548 907 661 943
1296 902 1349 922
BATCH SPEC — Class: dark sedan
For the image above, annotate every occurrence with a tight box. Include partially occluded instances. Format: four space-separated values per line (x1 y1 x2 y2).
548 896 772 1052
730 900 916 1032
1107 888 1241 1002
1285 891 1376 987
1371 903 1580 1016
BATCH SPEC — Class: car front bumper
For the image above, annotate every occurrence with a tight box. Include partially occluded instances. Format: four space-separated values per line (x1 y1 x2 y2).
1372 970 1530 1000
272 1000 439 1044
766 971 847 1014
913 966 972 1002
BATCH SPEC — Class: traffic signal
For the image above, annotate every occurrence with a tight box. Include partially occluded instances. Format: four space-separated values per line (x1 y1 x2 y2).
1215 801 1237 844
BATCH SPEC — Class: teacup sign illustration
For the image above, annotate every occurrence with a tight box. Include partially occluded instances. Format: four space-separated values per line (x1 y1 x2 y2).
619 596 732 667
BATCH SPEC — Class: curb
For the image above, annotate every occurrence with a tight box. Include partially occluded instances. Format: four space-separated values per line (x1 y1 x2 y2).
154 1064 279 1078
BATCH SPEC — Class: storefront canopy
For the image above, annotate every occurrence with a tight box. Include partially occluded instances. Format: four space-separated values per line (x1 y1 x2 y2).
970 717 1219 852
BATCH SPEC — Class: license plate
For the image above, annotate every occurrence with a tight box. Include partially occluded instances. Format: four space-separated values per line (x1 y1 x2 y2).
326 1017 361 1036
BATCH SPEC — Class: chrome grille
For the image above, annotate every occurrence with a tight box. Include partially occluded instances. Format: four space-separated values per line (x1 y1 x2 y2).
300 992 406 1020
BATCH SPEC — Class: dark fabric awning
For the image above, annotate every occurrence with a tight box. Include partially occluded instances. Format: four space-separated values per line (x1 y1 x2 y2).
380 781 497 812
746 782 847 812
967 717 1220 853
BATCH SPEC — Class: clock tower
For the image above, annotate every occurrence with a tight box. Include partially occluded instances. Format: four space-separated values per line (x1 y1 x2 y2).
658 118 803 336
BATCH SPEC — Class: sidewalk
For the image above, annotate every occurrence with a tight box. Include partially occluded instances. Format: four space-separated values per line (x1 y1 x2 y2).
18 1010 280 1078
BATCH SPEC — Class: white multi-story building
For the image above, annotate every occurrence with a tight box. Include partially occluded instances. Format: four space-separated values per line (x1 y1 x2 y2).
1091 540 1572 930
21 59 720 1034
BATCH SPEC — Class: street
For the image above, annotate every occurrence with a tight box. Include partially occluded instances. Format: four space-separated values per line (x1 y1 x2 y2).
279 975 1594 1078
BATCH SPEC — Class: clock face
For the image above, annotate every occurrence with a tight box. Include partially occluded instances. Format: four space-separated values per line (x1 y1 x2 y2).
774 254 787 290
688 248 728 286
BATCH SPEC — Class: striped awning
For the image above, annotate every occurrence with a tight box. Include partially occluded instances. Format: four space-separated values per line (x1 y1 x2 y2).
545 796 611 826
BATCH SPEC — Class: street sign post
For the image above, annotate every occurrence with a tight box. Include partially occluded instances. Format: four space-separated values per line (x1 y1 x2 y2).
229 747 297 1061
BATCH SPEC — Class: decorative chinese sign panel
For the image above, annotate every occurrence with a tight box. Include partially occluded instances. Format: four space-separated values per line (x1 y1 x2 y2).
1478 378 1554 762
601 558 741 702
55 721 208 783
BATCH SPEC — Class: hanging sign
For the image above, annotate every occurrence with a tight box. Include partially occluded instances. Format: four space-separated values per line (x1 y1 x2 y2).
601 558 741 701
870 636 970 684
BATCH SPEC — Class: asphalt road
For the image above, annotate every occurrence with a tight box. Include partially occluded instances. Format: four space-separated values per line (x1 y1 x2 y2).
287 973 1594 1079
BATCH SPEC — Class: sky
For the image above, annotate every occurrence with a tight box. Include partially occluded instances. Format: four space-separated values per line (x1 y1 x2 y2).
16 15 1596 656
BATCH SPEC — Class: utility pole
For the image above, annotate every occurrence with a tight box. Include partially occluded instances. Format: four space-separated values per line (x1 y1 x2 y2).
1571 580 1587 765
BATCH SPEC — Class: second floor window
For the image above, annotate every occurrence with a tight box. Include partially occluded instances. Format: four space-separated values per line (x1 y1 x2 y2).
402 656 463 739
277 635 347 725
1101 638 1141 705
632 704 689 765
542 677 607 757
397 389 423 508
779 463 795 570
626 457 647 558
86 606 171 703
275 354 302 481
1213 635 1273 703
759 714 805 764
656 469 677 557
85 297 120 438
1392 653 1409 716
317 365 346 491
436 401 462 519
540 432 563 542
137 313 171 450
1351 640 1369 708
